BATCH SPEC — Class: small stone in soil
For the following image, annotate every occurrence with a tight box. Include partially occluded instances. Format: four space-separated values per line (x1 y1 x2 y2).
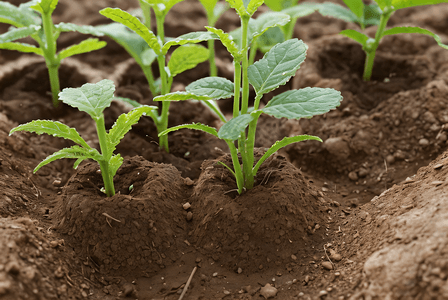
322 261 333 270
348 172 358 181
186 211 193 221
182 202 191 210
419 138 429 146
260 284 277 299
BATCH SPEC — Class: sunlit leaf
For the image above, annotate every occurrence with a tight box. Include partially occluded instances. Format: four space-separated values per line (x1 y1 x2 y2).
58 38 107 60
218 113 254 140
168 44 209 77
158 123 219 137
186 77 234 99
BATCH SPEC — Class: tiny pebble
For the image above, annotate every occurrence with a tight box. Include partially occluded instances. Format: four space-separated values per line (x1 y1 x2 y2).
319 290 328 297
335 272 341 277
186 212 193 221
237 268 242 274
260 283 278 299
81 290 88 298
223 290 230 295
182 202 191 210
386 155 395 164
212 272 218 277
52 180 62 187
358 168 369 178
419 138 429 146
327 287 333 292
291 254 297 260
348 171 358 181
322 261 333 270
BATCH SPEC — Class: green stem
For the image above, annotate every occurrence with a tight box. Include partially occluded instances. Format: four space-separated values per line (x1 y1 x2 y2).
233 62 242 118
363 9 393 81
285 18 298 40
41 11 60 107
227 141 244 194
248 39 258 66
240 15 250 115
95 117 115 197
208 39 218 77
245 112 262 189
139 0 152 28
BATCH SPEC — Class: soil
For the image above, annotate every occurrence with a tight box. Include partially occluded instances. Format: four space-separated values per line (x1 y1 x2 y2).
1 0 448 299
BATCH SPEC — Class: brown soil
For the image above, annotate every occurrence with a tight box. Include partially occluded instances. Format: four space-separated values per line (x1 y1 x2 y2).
1 0 448 299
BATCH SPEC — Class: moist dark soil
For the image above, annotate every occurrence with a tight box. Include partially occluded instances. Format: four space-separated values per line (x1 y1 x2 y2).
1 0 448 299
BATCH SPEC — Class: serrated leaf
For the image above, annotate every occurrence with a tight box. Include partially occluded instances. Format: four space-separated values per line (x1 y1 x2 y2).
340 29 369 45
382 26 448 49
342 0 364 19
253 135 321 175
0 42 44 55
55 23 105 36
0 2 40 27
34 145 102 173
168 44 209 78
58 38 107 60
246 0 264 15
248 39 307 96
30 0 58 14
317 2 358 23
262 88 342 119
390 0 448 10
109 154 124 179
186 77 234 99
10 120 91 149
99 8 161 54
227 0 248 17
206 26 241 60
108 105 156 153
282 3 320 19
154 91 214 101
162 31 218 54
96 22 151 66
142 0 185 15
251 12 290 41
0 25 41 43
218 114 254 140
158 123 218 137
59 79 115 121
264 0 299 11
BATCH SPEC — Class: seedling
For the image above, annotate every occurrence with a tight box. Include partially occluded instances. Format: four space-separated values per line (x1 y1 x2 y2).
9 79 156 197
199 0 229 76
317 0 448 81
155 0 342 194
99 1 218 152
0 0 106 106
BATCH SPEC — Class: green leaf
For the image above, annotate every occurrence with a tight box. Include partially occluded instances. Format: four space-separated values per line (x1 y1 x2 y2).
282 3 320 19
227 0 248 17
212 2 229 24
262 87 342 119
248 38 307 96
142 0 185 15
364 4 381 26
252 135 322 175
9 120 91 149
391 0 448 10
206 26 241 60
154 91 214 101
340 29 369 46
342 0 364 19
108 154 124 179
55 23 105 36
96 22 152 66
58 79 115 121
199 0 219 11
251 12 290 41
158 123 219 137
186 77 234 99
0 2 40 27
218 113 254 140
168 44 209 78
108 105 156 152
257 27 285 53
0 25 41 43
246 0 265 16
99 8 161 54
34 145 102 173
58 38 107 60
317 2 358 23
264 0 299 11
382 26 448 49
30 0 58 14
0 42 44 55
162 31 218 54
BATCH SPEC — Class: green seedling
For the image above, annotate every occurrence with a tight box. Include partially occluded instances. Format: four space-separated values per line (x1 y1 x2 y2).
9 79 156 197
155 0 342 194
0 0 106 107
199 0 229 76
99 1 218 152
317 0 448 81
244 0 319 64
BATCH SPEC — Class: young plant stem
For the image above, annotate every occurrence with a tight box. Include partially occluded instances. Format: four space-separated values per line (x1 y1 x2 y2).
240 15 250 115
227 141 244 194
363 9 393 81
285 18 297 40
207 39 218 76
95 117 115 197
138 0 152 28
233 61 242 118
41 10 61 107
248 39 258 66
